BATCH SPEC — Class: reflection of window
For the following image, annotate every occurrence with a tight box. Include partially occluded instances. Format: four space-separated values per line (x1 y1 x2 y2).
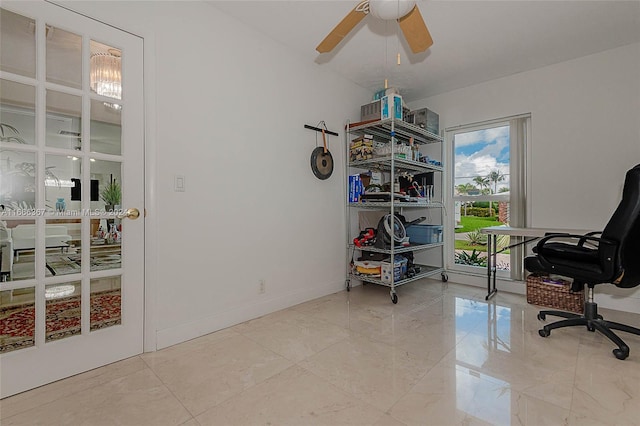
448 115 529 279
455 366 510 425
454 297 511 368
454 297 511 423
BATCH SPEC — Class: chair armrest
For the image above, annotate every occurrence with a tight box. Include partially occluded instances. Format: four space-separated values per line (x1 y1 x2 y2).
536 233 617 251
579 231 603 247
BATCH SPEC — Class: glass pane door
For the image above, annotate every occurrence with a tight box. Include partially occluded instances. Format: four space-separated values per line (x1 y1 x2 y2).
452 125 511 273
0 1 144 398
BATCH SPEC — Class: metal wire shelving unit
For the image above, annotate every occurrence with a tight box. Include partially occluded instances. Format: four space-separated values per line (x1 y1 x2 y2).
345 117 447 303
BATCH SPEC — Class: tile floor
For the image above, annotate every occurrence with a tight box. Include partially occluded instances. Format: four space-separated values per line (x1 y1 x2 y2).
2 280 640 425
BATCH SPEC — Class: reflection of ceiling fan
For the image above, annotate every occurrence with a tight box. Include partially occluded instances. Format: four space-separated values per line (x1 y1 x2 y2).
316 0 433 54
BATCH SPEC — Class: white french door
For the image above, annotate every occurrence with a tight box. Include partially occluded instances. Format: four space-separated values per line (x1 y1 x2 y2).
0 1 144 397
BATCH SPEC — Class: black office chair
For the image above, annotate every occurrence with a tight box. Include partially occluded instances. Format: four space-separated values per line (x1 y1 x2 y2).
524 164 640 360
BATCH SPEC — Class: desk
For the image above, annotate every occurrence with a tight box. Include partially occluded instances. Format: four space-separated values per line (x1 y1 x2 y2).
480 226 591 300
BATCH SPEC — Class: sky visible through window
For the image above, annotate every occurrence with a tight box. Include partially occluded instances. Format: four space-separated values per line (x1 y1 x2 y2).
454 125 510 194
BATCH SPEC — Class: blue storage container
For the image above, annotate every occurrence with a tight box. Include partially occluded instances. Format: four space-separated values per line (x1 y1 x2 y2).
406 224 443 244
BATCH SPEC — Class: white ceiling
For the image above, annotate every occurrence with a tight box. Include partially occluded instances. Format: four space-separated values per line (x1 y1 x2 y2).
208 0 640 102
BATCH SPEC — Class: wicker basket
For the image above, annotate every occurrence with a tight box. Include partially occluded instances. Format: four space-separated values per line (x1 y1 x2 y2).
526 274 584 313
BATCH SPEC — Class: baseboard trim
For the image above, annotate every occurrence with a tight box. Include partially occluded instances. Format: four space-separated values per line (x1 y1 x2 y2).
155 280 346 350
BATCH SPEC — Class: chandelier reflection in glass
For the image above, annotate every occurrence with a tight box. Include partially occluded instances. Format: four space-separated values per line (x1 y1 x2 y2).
90 49 121 110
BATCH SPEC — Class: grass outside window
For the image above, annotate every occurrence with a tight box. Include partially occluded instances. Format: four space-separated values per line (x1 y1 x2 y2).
455 215 503 233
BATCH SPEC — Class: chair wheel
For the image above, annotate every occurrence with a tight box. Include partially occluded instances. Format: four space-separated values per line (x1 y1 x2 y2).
539 328 550 337
613 349 629 360
587 325 596 332
537 313 546 321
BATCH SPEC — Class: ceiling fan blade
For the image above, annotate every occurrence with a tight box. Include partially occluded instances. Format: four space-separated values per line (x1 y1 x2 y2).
316 5 368 53
398 5 433 54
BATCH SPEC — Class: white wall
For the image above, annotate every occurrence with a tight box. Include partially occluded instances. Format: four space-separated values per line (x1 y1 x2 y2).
409 42 640 312
60 1 371 348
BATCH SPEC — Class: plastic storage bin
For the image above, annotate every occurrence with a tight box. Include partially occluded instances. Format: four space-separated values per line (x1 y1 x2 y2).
406 224 443 244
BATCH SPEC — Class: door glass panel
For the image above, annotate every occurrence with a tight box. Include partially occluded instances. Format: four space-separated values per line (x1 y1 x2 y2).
0 286 35 353
91 99 122 155
453 125 510 271
90 276 121 331
46 90 82 150
89 41 122 101
0 150 36 211
92 159 121 212
45 280 81 342
44 219 80 277
0 9 36 78
46 25 82 89
1 219 36 281
45 154 81 214
91 219 121 272
1 79 36 145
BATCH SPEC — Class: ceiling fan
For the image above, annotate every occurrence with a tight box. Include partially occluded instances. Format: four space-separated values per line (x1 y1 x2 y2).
316 0 433 54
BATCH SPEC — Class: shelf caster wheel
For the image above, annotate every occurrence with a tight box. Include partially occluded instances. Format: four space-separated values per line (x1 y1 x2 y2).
613 348 629 360
537 313 546 321
538 328 550 337
441 272 448 282
390 292 398 304
346 280 351 292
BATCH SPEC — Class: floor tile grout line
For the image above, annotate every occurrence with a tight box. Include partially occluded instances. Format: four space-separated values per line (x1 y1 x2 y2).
143 358 202 423
293 327 444 415
566 333 584 416
230 323 309 365
140 327 242 369
294 357 393 420
143 333 298 420
0 355 150 422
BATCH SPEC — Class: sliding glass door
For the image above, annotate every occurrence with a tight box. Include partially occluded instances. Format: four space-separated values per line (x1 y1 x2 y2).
447 115 529 279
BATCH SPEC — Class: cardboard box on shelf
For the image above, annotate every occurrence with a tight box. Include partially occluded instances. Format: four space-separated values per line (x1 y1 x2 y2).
381 95 403 120
348 174 364 202
360 95 403 122
381 257 408 283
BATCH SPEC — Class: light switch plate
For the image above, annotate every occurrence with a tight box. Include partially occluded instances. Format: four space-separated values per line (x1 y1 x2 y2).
174 175 185 192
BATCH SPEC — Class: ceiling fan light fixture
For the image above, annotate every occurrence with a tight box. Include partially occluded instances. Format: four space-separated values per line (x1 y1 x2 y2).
316 0 431 54
369 0 416 20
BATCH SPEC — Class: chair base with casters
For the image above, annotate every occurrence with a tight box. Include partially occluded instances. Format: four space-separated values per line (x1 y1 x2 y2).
537 283 640 360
